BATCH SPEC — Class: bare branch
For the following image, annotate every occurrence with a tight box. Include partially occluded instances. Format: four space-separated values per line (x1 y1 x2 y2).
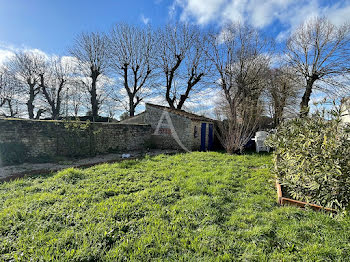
108 23 157 117
70 31 110 120
285 17 350 117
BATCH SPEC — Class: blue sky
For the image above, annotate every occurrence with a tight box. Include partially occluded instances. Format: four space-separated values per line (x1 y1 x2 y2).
0 0 171 54
0 0 349 56
0 0 349 116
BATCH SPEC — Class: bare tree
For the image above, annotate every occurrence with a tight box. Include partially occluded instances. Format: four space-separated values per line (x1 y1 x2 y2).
7 51 46 119
207 23 271 153
70 32 109 120
285 17 350 117
67 82 85 117
38 57 71 119
108 23 157 117
266 66 301 126
0 66 21 117
215 96 264 154
158 23 208 109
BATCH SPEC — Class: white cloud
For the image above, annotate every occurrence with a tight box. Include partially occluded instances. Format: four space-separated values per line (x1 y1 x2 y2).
173 0 350 40
324 2 350 26
176 0 226 24
275 0 321 41
145 94 167 106
247 0 294 28
140 14 150 25
0 44 52 66
0 50 14 65
168 1 178 20
222 0 247 25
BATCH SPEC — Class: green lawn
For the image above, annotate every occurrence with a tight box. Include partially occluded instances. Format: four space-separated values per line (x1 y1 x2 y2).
0 152 349 261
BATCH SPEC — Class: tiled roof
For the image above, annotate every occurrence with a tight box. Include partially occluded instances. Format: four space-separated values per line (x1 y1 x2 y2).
146 103 214 122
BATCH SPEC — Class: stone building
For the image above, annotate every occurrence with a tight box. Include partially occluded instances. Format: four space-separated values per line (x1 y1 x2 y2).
120 103 215 151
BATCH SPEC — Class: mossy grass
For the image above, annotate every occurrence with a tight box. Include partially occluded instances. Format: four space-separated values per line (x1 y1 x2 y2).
0 152 349 261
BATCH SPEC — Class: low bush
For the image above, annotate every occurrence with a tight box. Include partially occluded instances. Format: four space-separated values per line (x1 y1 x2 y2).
266 109 350 210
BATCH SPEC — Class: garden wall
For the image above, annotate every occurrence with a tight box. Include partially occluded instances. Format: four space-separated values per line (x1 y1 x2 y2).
0 119 152 165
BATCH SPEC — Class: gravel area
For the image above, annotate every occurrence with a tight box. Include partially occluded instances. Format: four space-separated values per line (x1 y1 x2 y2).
0 149 179 182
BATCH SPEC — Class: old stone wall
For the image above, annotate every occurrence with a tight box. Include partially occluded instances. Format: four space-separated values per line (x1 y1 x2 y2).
0 119 152 165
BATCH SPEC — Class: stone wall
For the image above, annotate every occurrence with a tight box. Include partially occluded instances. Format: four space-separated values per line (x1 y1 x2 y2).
0 119 152 165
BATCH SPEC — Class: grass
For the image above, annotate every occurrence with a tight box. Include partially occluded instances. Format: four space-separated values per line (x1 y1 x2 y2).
0 152 350 261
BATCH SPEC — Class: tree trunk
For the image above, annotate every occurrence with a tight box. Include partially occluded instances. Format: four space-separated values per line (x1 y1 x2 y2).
27 84 36 119
177 73 204 110
165 86 175 109
300 79 314 118
177 95 187 110
90 74 99 121
7 100 15 117
52 108 59 120
274 107 281 127
165 56 183 109
53 81 64 120
129 96 135 117
35 109 43 119
74 106 79 117
55 101 61 120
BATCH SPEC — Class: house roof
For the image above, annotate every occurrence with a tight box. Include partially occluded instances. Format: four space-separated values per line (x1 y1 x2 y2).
118 112 145 124
146 103 214 122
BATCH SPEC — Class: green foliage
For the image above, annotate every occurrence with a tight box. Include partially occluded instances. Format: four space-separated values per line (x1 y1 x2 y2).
266 109 350 210
62 120 93 157
61 120 102 157
63 119 91 131
1 152 350 261
54 168 86 184
0 142 28 166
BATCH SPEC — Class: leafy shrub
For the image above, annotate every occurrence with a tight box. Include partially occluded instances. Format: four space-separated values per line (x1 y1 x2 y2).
266 109 350 210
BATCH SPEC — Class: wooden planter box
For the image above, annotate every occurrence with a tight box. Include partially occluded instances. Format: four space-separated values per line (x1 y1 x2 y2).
275 180 337 214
